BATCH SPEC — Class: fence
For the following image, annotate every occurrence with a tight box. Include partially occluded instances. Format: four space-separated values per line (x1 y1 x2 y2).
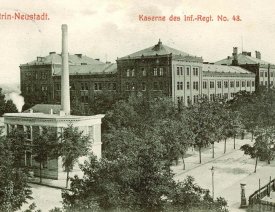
248 178 275 212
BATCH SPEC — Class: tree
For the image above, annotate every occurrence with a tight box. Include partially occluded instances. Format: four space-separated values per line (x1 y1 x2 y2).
0 87 6 116
6 128 30 168
240 127 275 172
5 99 18 113
32 127 59 183
0 132 32 211
62 128 228 212
186 97 219 163
58 124 91 188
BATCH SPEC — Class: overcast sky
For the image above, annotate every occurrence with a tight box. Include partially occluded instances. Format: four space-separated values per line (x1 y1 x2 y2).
1 0 275 84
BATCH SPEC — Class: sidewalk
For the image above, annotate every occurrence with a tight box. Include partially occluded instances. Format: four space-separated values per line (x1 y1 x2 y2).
171 137 275 212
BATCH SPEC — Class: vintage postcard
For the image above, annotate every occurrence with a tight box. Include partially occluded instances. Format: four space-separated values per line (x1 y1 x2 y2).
0 0 275 211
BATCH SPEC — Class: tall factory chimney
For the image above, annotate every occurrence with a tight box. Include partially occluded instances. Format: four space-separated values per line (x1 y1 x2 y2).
61 24 70 115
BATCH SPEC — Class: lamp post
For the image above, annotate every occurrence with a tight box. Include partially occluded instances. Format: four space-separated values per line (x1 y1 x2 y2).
211 166 215 199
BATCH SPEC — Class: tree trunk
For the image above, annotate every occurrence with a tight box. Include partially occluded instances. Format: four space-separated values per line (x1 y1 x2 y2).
233 135 236 149
182 156 185 170
212 143 215 158
39 163 42 183
224 139 227 154
254 157 258 173
66 170 70 188
199 146 202 164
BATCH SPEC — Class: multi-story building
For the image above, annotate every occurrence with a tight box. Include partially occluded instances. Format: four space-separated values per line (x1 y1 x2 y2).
117 40 255 105
20 52 117 107
20 41 256 108
215 47 275 89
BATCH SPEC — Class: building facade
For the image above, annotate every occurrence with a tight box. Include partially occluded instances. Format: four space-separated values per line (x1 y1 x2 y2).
215 47 275 90
117 41 255 105
20 52 118 107
20 41 257 108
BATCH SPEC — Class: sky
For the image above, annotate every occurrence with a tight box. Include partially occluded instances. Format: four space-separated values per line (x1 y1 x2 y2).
0 0 275 84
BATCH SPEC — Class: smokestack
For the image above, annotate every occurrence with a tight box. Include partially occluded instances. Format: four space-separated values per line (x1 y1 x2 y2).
255 51 261 59
61 24 70 115
232 47 238 66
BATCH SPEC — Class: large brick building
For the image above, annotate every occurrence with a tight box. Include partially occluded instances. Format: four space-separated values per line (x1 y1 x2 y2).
20 52 117 107
117 40 255 105
20 41 257 108
215 47 275 89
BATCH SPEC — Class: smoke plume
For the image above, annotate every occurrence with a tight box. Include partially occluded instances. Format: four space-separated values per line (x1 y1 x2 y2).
5 92 25 112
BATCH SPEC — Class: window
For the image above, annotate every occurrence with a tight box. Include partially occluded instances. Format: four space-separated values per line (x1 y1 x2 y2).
108 83 116 90
177 96 183 104
81 82 88 90
94 82 102 91
177 82 183 90
153 82 158 90
81 92 88 103
131 69 135 77
159 68 164 76
159 82 163 90
224 93 228 99
271 72 274 77
186 67 190 75
126 69 130 77
271 81 274 86
193 81 199 90
224 81 228 88
142 68 146 76
42 72 47 79
230 81 234 88
242 81 245 87
203 81 207 89
187 96 190 105
193 95 198 103
41 85 47 91
55 83 61 90
177 67 180 75
252 81 255 87
231 93 235 98
247 81 251 87
260 71 264 77
153 68 158 76
193 67 199 76
126 83 131 91
141 82 146 91
265 81 268 86
265 72 268 77
260 81 263 85
210 81 215 89
210 94 215 101
217 81 222 88
236 81 240 87
186 82 190 90
26 126 31 140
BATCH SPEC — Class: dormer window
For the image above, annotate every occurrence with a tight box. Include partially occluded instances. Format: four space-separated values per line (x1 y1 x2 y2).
37 57 45 62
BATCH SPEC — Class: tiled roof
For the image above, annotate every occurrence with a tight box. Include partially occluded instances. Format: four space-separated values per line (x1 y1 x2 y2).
21 53 104 66
118 40 195 60
53 63 117 76
202 64 255 76
215 54 273 66
23 104 62 114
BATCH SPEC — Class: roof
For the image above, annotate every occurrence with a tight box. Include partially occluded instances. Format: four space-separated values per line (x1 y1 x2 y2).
202 64 255 76
53 63 117 76
21 53 104 66
118 40 197 60
215 54 273 66
23 104 62 115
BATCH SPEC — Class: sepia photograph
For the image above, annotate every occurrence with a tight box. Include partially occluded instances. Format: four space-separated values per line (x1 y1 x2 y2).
0 0 275 211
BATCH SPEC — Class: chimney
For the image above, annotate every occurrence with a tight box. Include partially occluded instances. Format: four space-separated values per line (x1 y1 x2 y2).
232 47 238 66
61 24 70 115
255 51 261 59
